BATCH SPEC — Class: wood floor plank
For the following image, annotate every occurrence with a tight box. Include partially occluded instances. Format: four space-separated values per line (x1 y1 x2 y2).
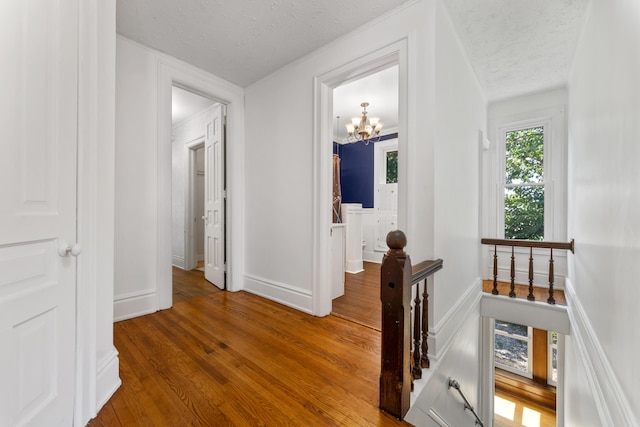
482 280 566 306
332 262 382 331
172 266 221 304
91 290 411 426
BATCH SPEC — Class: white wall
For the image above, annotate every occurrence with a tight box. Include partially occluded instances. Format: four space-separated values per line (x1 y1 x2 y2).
115 38 162 320
243 0 437 313
114 37 244 321
405 0 487 421
566 0 640 424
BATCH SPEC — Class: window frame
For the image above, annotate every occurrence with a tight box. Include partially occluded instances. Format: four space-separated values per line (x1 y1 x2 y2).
494 322 534 379
488 106 566 243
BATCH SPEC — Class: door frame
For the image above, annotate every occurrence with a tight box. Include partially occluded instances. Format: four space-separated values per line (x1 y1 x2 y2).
312 38 411 316
157 61 245 309
184 139 205 271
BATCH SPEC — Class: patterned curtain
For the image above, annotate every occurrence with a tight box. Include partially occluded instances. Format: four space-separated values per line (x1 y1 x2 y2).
332 154 342 223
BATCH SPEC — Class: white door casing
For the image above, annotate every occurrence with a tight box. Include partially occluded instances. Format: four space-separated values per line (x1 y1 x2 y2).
204 105 225 289
0 0 78 426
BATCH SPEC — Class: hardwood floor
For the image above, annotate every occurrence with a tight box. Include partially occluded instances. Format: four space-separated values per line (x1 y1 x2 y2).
90 289 411 426
482 280 566 306
331 262 382 331
494 390 556 427
172 266 221 304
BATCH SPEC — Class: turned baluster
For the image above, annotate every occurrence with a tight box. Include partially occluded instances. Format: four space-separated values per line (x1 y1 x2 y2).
492 245 499 295
547 249 556 304
527 247 535 301
509 246 516 298
412 284 422 380
420 280 430 369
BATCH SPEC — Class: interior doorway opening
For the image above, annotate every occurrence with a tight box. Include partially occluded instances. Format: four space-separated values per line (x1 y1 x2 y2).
171 85 226 303
330 64 399 318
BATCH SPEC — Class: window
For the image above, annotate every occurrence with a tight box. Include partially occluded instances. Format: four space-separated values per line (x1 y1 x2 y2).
489 106 566 242
548 331 558 386
374 140 398 251
504 126 544 240
494 320 533 378
386 150 398 184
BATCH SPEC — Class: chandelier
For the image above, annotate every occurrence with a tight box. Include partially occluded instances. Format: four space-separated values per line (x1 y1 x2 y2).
345 102 383 144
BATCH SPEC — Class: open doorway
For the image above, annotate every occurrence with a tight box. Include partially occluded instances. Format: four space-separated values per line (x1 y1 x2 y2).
171 86 225 303
329 65 399 328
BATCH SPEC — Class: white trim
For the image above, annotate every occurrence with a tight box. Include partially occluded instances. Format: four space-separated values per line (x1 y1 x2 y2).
313 37 410 316
480 294 570 334
75 1 118 425
243 274 313 314
153 42 245 313
95 348 121 411
487 105 567 242
429 279 483 362
565 278 639 426
428 409 452 427
184 136 206 271
113 290 158 322
172 255 185 269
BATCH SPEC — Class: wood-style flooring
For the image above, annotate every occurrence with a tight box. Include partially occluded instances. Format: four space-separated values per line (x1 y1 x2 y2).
331 262 382 331
482 280 566 306
494 390 556 427
90 288 411 426
172 266 221 304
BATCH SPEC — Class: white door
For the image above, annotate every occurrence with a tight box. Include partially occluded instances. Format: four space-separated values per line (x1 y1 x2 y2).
204 105 225 289
0 1 79 426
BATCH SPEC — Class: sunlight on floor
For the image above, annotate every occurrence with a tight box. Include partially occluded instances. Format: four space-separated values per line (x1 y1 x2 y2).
522 407 542 427
495 393 555 427
495 395 516 421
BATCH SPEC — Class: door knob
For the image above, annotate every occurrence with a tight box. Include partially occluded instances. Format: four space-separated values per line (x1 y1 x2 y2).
58 241 82 257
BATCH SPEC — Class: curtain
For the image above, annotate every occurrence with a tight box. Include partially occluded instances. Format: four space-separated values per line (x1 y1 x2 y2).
332 154 342 223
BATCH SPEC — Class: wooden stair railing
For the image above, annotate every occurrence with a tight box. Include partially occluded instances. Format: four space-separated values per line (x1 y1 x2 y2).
481 238 574 304
379 230 443 420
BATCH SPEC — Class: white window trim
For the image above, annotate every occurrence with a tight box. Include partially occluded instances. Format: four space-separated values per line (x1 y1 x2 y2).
373 139 398 252
548 331 558 386
494 324 534 379
488 106 566 242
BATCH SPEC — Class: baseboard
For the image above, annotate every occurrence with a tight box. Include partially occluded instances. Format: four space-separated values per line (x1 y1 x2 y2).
113 290 158 321
363 250 383 263
345 259 363 274
565 278 638 426
243 273 313 314
172 255 185 269
95 347 121 413
429 278 482 363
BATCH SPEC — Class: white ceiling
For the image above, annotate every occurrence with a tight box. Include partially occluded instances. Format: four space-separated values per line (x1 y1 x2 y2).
333 65 399 142
116 0 411 88
120 0 590 116
172 86 216 125
443 0 589 101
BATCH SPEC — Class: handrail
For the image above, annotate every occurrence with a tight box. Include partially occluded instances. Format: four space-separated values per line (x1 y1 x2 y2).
411 259 443 284
481 237 575 304
448 378 484 427
480 238 574 253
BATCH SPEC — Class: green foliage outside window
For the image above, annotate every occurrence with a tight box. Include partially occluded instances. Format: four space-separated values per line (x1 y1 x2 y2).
505 127 544 240
386 150 398 184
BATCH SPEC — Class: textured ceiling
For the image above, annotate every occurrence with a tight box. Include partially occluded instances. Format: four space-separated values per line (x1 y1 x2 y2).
116 0 410 88
442 0 589 101
119 0 590 104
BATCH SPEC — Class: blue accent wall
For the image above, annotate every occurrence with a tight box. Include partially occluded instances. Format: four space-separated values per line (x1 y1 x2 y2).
334 133 398 209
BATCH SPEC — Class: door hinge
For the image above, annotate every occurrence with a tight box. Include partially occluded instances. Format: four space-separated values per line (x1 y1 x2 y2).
224 115 227 126
223 263 227 272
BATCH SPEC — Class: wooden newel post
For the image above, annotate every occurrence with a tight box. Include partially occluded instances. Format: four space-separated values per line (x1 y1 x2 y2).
380 230 412 420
